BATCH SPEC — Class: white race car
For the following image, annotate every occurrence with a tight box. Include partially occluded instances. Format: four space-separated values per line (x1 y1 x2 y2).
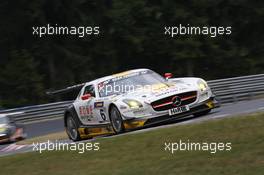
49 69 219 141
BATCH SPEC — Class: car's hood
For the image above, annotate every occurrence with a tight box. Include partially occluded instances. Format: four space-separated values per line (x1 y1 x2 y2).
117 82 197 103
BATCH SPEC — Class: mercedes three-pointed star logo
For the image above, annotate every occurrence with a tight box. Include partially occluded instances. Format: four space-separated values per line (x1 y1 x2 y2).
171 96 181 107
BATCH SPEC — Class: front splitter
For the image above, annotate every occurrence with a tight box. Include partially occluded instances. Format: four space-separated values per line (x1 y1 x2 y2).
124 98 219 130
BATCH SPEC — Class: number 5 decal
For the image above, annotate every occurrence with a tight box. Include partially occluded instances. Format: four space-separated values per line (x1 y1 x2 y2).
100 109 106 121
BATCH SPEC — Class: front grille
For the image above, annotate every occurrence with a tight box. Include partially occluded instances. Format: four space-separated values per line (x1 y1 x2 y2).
151 91 197 111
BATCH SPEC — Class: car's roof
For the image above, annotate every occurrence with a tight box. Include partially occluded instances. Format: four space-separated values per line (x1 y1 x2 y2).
85 68 151 86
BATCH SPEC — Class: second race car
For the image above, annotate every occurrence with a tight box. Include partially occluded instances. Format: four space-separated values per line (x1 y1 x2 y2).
0 113 26 143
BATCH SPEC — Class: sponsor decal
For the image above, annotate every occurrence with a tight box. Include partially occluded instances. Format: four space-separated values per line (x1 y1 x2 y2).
79 105 93 121
79 105 93 116
94 102 104 108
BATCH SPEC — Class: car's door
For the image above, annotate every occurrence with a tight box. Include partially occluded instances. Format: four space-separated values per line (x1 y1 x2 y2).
74 84 98 125
74 84 108 126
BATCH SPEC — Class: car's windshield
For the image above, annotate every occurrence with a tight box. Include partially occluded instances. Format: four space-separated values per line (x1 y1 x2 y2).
0 117 8 124
98 70 166 97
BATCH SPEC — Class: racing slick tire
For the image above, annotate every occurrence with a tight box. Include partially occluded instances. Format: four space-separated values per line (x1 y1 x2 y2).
109 106 125 134
65 114 81 141
193 109 211 117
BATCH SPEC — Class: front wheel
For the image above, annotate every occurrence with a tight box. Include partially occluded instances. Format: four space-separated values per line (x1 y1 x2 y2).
109 106 124 134
193 109 211 117
66 114 81 141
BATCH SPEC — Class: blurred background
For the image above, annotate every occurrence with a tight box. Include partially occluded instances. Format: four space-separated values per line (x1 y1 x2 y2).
0 0 263 108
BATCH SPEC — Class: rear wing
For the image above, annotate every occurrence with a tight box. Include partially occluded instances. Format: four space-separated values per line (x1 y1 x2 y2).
46 83 85 95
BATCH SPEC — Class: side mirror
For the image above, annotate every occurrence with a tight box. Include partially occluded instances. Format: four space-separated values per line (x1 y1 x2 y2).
164 73 173 79
81 94 92 100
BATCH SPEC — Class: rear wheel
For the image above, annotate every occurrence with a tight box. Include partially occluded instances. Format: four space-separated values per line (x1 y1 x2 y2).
193 109 211 117
109 106 124 134
66 114 81 141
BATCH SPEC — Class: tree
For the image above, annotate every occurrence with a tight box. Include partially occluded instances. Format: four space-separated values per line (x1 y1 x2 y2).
0 50 45 107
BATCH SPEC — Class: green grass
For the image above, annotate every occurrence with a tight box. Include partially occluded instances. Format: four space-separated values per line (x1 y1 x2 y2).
0 112 264 175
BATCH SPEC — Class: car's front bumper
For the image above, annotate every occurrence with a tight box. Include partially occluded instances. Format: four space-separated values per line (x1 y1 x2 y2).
0 128 25 143
123 97 220 129
0 134 10 143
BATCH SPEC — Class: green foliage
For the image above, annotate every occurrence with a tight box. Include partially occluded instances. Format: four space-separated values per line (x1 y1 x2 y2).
0 0 263 107
0 50 44 107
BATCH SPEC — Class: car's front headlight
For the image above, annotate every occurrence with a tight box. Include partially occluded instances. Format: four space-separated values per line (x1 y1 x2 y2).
197 79 208 92
123 99 143 109
0 127 7 133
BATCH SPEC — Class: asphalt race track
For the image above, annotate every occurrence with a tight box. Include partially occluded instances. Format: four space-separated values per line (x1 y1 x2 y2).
0 98 263 157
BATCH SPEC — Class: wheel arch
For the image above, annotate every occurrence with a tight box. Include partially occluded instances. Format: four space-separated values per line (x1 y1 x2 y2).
108 103 125 133
108 102 126 120
108 103 117 117
64 105 82 127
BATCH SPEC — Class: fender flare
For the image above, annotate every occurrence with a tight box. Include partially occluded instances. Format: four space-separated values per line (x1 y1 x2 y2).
64 105 83 127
